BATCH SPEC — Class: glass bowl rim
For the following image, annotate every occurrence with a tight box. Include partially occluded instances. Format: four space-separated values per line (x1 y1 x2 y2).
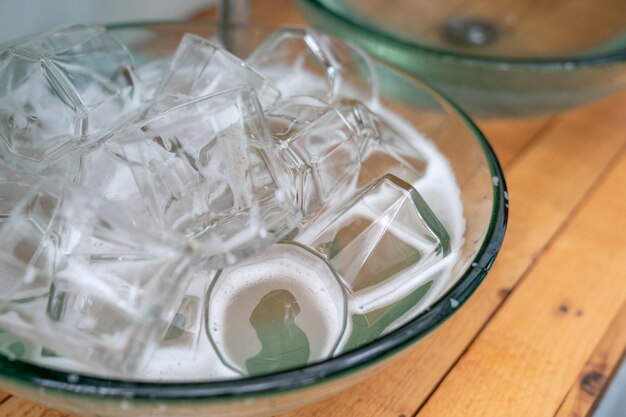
300 0 626 67
0 20 508 402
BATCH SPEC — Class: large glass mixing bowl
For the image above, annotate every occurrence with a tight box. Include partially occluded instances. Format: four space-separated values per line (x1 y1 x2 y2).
297 0 626 117
0 22 507 417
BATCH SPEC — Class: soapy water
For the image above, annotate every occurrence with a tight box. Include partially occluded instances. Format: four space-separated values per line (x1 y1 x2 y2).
0 26 465 381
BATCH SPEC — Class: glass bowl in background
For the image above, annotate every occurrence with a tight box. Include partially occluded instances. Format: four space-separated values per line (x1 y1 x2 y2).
297 0 626 117
0 22 507 417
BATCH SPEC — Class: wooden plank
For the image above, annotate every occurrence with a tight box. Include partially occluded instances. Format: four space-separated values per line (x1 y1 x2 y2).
554 301 626 417
282 90 626 417
251 0 305 25
0 390 10 404
194 0 306 25
478 116 554 166
0 395 76 417
415 147 626 417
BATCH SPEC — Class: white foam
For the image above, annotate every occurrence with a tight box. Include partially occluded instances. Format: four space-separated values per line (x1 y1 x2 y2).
207 243 345 375
133 335 238 382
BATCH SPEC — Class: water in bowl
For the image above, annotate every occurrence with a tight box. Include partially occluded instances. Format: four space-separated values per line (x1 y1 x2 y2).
0 24 465 381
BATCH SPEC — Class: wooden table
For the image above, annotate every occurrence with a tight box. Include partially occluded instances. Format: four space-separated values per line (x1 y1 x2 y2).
2 1 626 416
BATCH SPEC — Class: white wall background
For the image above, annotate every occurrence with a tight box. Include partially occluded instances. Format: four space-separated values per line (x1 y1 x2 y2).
0 0 215 42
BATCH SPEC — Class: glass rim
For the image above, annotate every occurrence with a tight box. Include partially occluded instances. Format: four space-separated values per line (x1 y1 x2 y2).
300 0 626 67
0 20 508 402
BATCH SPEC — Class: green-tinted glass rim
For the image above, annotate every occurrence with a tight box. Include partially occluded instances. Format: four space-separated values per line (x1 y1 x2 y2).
0 20 508 403
300 0 626 67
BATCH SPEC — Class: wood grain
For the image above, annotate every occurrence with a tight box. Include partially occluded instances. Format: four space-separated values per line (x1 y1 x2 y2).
0 396 75 417
554 301 626 417
478 116 554 166
0 390 10 404
250 0 305 25
194 0 306 26
415 146 626 416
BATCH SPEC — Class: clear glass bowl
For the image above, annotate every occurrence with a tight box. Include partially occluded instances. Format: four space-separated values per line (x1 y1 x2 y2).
297 0 626 117
0 22 508 417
